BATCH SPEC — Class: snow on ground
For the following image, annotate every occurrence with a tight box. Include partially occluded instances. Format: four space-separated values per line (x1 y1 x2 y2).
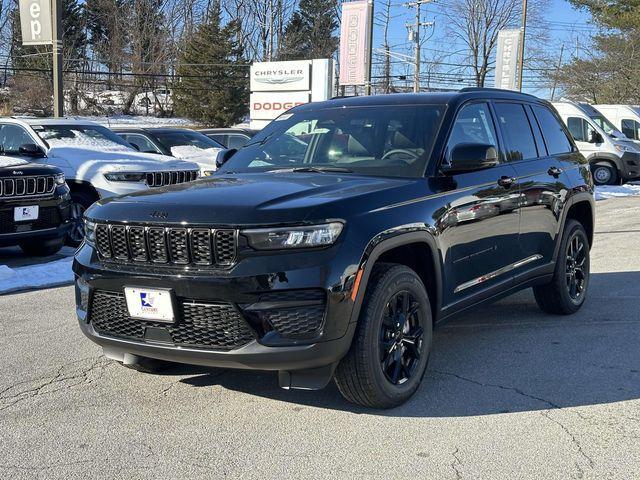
0 256 74 295
595 182 640 201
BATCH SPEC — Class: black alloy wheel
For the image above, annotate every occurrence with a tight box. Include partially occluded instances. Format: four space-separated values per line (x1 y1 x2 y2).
565 231 588 302
379 290 424 385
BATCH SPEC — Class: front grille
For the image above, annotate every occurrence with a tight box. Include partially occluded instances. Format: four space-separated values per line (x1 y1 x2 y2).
0 176 55 198
89 291 255 350
94 223 237 268
0 206 62 234
145 170 198 188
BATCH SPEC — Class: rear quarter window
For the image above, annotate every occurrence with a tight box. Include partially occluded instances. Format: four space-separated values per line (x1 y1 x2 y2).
532 105 574 154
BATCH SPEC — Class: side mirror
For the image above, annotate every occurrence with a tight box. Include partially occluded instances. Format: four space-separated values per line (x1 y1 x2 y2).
443 143 499 173
216 148 237 169
589 131 603 144
19 143 46 158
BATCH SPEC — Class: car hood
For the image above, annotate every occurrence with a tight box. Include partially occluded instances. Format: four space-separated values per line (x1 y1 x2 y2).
88 171 419 225
45 145 200 172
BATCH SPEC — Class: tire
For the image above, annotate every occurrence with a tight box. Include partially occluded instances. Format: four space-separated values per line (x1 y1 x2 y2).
533 219 590 315
121 356 174 374
67 190 98 247
334 263 433 409
591 161 618 186
19 237 65 257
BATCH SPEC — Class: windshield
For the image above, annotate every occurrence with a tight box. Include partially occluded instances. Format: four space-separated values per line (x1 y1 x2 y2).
590 115 619 136
154 130 224 151
34 124 134 151
219 105 445 178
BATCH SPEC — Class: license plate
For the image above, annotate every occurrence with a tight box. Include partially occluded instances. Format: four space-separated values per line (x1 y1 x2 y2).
14 205 39 222
124 287 175 323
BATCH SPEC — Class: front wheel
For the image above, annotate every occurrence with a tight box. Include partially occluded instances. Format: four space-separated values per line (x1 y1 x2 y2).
67 191 97 247
591 162 618 186
334 263 433 408
533 219 590 315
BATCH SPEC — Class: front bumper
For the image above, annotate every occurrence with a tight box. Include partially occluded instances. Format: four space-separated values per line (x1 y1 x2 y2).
73 240 362 374
620 152 640 181
0 195 72 247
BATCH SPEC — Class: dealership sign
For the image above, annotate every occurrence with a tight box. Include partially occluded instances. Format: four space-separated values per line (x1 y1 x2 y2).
339 0 373 86
249 59 333 128
494 29 522 91
19 0 52 45
250 61 311 92
250 92 311 121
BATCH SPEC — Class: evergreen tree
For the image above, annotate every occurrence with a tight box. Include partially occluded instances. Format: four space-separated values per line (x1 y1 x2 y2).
278 0 339 60
173 7 248 126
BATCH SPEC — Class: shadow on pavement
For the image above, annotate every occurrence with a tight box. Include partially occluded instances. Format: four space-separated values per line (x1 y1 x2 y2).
159 271 640 416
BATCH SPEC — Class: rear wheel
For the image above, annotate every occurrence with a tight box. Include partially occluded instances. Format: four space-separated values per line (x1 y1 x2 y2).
19 237 65 257
591 161 618 186
533 220 590 315
334 263 433 409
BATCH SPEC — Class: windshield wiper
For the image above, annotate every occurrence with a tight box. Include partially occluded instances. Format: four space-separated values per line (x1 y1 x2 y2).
284 166 354 174
243 132 275 148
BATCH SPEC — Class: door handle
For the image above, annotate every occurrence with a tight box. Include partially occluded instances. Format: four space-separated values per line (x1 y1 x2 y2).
548 166 563 178
497 176 516 188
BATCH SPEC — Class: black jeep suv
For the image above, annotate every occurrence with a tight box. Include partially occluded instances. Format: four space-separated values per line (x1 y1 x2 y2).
74 89 594 408
1 157 72 255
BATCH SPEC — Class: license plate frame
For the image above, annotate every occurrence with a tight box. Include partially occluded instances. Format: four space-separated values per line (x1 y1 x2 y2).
124 287 176 323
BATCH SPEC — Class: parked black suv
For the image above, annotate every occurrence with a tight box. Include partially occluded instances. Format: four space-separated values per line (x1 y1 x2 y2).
1 156 72 255
74 89 595 408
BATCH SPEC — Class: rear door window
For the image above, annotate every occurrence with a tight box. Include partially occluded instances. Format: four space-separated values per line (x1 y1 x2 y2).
531 105 573 154
493 103 538 161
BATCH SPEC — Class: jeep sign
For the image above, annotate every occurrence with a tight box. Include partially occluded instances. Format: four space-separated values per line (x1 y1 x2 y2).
19 0 53 45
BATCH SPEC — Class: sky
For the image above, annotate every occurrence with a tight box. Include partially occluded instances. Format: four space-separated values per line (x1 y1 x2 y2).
372 0 596 98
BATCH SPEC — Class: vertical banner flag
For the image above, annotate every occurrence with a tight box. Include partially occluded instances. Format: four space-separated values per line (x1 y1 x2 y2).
339 1 373 86
495 29 522 90
19 0 53 45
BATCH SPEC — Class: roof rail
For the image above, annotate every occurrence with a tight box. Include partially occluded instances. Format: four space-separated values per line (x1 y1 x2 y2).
458 87 539 99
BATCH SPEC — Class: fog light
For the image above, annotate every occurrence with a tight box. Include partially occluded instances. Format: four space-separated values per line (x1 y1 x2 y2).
75 277 91 320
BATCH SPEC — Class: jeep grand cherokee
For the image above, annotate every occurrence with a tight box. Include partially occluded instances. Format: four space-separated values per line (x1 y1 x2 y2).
74 89 595 408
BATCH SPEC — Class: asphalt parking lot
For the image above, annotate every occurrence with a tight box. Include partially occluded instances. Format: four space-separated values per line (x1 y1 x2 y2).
1 197 638 479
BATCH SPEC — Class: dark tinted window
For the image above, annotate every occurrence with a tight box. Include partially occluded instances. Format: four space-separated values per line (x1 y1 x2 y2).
532 105 573 154
567 117 597 143
494 103 538 161
0 124 35 154
227 134 250 149
446 102 498 161
621 119 640 140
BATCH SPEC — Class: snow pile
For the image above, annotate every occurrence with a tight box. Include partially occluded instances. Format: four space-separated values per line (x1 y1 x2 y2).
595 182 640 201
0 156 29 167
169 145 221 163
0 257 74 294
85 115 195 128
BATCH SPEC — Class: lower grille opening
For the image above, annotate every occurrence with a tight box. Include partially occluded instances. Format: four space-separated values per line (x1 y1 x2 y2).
0 207 62 234
89 291 255 350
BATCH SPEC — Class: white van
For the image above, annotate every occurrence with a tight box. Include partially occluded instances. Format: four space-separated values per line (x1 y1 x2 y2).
553 101 640 185
593 105 640 143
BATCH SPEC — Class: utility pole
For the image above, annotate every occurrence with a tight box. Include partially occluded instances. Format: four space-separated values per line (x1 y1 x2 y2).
517 0 528 92
365 0 375 95
405 0 433 93
550 43 564 101
52 0 64 117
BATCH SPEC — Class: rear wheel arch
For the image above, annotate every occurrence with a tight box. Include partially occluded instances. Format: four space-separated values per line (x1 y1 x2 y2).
350 232 443 324
565 200 594 247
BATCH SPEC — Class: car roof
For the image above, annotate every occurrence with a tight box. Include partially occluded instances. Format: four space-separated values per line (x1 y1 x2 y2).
292 89 547 113
1 117 103 127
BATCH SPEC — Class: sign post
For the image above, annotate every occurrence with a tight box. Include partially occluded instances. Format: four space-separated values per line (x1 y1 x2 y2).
18 0 63 117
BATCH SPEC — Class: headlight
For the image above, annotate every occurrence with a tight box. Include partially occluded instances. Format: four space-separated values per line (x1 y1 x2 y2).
614 144 636 153
242 222 344 250
54 173 66 185
84 219 96 246
104 172 146 182
203 170 216 177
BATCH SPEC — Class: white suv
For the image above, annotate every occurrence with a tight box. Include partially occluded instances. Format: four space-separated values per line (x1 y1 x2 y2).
0 118 201 245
